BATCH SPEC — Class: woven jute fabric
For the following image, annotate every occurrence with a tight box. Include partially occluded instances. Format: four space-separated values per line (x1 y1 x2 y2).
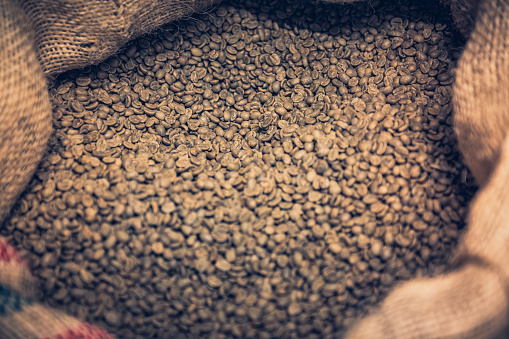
0 0 52 225
21 0 217 76
453 0 509 187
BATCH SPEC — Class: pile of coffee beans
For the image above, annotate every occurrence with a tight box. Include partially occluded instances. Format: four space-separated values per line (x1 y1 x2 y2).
2 0 474 337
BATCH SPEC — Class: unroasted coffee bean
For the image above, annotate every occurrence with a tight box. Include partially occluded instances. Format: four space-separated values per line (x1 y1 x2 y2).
1 0 475 338
208 275 222 288
288 302 302 317
104 310 121 327
215 259 231 272
79 268 94 284
399 75 415 85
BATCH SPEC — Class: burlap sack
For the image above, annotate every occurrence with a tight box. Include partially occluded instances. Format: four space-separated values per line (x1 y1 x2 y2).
346 133 509 338
22 0 217 76
0 0 52 224
454 0 509 186
3 0 509 338
0 0 218 225
346 0 509 337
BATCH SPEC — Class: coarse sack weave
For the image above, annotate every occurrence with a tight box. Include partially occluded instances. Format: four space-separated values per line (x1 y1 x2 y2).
0 0 52 226
0 0 218 225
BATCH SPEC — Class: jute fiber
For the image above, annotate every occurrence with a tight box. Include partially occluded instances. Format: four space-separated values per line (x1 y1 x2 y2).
449 0 479 36
0 0 52 224
22 0 218 76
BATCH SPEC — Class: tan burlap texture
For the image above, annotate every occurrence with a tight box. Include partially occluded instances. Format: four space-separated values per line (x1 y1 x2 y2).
23 0 217 76
0 0 52 224
2 0 509 338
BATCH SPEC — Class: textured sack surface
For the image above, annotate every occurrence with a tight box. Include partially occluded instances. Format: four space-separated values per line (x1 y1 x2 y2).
346 263 509 338
454 0 509 186
439 0 479 37
0 0 52 224
22 0 217 76
1 0 509 338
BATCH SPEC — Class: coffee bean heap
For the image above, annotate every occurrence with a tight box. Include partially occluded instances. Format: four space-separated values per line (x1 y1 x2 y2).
2 0 474 338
